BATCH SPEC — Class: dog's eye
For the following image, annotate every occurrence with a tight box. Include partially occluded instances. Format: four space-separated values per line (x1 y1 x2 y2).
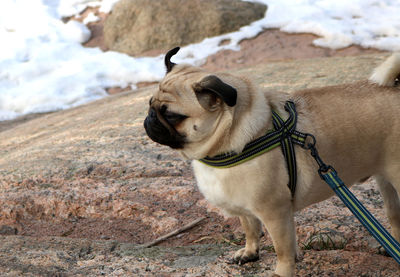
160 104 167 114
159 105 187 125
164 111 188 125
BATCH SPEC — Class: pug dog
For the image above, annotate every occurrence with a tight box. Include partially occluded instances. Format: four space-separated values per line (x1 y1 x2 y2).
144 47 400 277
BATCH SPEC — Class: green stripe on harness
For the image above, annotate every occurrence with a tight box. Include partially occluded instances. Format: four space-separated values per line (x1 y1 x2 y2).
199 101 307 197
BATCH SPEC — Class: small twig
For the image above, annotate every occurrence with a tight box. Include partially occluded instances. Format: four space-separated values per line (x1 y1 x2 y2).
222 237 239 246
193 236 215 243
139 217 206 248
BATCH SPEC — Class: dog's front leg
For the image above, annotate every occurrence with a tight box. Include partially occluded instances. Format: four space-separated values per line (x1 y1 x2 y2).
257 204 296 277
233 215 262 264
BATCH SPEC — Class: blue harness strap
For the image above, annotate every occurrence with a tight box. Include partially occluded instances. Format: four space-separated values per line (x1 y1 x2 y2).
322 170 400 264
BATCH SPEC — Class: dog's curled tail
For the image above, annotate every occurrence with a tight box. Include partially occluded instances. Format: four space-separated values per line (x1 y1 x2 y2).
369 53 400 86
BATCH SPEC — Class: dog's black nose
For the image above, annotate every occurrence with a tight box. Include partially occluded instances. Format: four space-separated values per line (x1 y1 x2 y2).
143 107 186 149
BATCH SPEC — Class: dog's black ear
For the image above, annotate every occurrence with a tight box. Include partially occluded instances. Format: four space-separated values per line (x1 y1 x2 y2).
192 75 237 110
165 47 180 73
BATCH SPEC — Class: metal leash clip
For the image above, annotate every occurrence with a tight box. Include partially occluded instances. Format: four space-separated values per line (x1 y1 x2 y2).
302 133 335 179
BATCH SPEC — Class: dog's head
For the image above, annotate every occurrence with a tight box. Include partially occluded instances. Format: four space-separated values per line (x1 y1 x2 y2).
144 47 240 158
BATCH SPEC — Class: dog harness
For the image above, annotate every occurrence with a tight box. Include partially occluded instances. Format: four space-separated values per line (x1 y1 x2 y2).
198 101 400 264
199 100 306 198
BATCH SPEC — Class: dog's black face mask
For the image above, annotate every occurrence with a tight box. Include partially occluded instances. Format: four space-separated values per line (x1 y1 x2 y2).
143 102 187 149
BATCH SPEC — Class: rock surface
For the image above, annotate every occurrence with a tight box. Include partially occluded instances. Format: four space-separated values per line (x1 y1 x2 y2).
1 53 400 276
103 0 267 55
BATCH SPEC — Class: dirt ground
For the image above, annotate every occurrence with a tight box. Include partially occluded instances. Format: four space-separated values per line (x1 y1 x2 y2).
0 2 388 252
1 7 399 277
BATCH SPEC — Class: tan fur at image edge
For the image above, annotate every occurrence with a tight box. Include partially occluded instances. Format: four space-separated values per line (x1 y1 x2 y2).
146 53 400 277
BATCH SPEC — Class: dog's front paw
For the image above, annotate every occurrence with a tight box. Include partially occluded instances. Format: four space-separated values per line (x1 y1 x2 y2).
232 247 259 265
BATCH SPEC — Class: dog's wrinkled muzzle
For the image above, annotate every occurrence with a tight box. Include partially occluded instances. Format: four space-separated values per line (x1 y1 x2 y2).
144 108 185 149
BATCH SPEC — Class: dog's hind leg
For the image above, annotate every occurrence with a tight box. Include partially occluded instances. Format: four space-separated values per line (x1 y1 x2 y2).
376 175 400 242
233 214 262 264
